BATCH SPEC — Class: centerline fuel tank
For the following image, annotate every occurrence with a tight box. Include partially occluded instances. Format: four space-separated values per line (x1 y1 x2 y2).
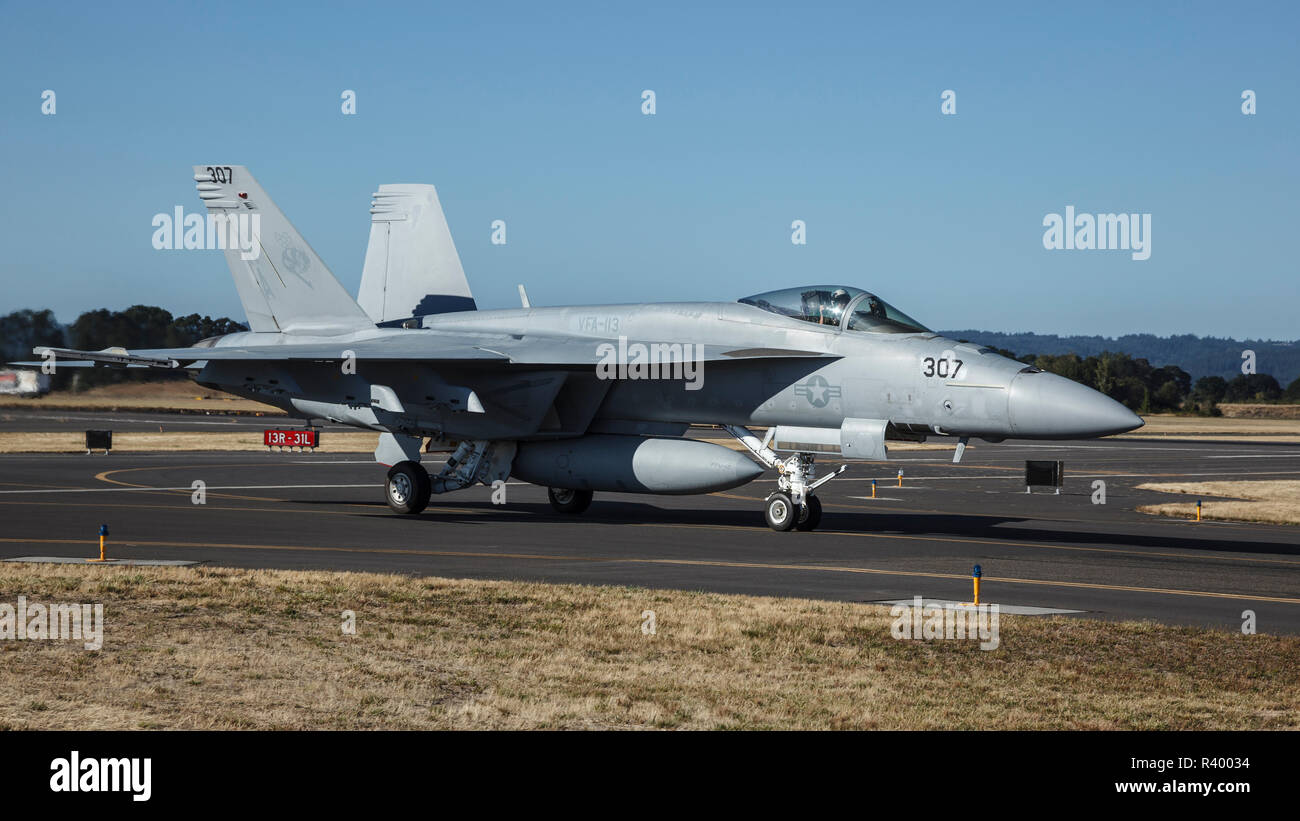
511 434 763 494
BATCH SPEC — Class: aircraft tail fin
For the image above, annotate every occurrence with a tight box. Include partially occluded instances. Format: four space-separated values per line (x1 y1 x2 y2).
358 184 475 326
193 165 373 335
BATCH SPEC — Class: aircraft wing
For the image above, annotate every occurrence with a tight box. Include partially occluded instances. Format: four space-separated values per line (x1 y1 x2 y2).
23 335 840 369
18 347 185 369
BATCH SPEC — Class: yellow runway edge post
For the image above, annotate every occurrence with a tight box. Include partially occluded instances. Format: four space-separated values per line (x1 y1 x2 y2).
87 523 111 563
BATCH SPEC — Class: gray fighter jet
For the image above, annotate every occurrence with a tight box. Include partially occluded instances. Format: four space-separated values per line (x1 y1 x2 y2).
24 166 1142 531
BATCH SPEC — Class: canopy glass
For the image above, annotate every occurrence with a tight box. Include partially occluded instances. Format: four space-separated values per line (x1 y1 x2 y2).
738 286 930 334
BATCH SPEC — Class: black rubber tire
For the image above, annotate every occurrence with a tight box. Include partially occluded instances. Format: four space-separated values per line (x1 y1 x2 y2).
764 492 797 531
795 495 823 531
386 461 431 514
548 487 593 514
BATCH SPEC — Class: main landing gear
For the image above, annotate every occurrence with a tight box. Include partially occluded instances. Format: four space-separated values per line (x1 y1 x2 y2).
547 487 594 514
381 437 517 515
724 425 844 532
386 461 431 514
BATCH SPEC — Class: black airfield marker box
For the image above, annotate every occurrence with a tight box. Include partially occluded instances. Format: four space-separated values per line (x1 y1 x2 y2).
1025 459 1064 489
85 429 112 452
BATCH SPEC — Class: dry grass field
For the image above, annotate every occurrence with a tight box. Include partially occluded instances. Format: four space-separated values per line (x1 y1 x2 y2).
1220 403 1300 420
1119 413 1300 441
0 380 280 414
1137 480 1300 526
0 564 1295 730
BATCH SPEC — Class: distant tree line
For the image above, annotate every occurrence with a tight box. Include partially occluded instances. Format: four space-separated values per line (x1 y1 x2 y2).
0 306 246 390
1183 373 1298 415
982 348 1300 415
946 329 1300 386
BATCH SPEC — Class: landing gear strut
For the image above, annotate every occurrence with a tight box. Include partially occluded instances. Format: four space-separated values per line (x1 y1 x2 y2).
548 487 593 514
724 425 845 532
386 461 431 514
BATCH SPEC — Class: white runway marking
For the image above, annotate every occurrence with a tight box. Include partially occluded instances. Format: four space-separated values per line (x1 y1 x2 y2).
14 414 241 426
1205 454 1300 459
0 484 377 494
0 480 532 495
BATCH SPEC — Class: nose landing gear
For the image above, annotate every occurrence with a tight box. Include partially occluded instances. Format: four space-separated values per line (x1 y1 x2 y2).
765 492 796 531
724 425 844 532
764 492 824 532
795 494 822 531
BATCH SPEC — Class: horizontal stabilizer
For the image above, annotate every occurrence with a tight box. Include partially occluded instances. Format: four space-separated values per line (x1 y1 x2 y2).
28 347 181 369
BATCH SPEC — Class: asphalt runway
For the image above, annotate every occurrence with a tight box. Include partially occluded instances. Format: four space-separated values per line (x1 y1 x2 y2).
0 423 1297 633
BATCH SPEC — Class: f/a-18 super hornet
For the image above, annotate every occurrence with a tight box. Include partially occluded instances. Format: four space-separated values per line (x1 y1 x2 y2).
23 166 1142 531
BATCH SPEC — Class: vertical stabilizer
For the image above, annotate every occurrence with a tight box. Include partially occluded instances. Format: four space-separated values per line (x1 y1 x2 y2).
193 165 373 335
359 184 475 325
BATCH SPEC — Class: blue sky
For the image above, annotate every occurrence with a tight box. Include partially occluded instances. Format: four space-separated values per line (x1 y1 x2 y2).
1 1 1296 339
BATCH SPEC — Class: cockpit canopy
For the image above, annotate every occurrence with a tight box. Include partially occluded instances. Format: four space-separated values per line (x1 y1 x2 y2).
738 285 931 334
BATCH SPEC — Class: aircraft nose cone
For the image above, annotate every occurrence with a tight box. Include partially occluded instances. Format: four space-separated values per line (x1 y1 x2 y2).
1008 371 1144 438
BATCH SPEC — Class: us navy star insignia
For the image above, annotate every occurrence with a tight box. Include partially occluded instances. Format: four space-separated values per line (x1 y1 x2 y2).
795 374 841 408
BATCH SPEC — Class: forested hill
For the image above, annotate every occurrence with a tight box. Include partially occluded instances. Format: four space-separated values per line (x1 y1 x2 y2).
940 331 1300 384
